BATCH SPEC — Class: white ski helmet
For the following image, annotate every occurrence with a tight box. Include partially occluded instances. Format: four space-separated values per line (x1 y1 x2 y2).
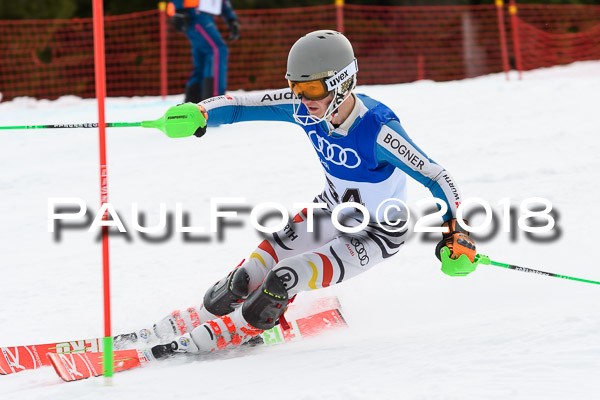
286 30 358 125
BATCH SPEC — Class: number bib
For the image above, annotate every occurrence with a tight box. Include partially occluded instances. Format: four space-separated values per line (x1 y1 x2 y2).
299 95 408 221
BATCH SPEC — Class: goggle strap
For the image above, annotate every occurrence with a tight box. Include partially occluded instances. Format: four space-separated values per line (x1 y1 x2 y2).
324 59 359 91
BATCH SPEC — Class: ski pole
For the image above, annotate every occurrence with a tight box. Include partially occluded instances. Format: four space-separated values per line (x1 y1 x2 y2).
475 253 600 285
0 103 206 138
0 122 140 130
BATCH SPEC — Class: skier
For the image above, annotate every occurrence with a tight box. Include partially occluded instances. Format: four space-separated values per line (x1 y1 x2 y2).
147 30 477 356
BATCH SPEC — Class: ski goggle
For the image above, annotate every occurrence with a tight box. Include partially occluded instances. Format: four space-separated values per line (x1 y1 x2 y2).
288 79 330 101
288 59 359 101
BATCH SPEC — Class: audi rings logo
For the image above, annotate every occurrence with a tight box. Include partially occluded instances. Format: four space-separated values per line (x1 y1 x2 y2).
350 238 369 266
308 130 361 169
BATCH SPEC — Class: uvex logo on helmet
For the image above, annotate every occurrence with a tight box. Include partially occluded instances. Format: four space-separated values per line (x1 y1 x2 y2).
324 59 359 91
327 71 348 88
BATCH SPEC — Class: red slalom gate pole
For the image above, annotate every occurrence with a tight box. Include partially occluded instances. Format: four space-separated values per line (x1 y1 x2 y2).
509 0 523 80
335 0 345 34
495 0 510 81
159 2 168 99
92 0 113 378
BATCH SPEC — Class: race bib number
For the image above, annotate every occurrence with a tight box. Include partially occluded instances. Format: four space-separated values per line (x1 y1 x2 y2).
197 0 222 15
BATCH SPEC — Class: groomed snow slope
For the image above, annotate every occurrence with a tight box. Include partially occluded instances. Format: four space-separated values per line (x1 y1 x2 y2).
1 61 599 399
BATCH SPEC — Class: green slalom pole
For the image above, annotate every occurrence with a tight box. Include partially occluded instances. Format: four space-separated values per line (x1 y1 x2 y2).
475 253 600 285
0 103 206 138
441 247 599 285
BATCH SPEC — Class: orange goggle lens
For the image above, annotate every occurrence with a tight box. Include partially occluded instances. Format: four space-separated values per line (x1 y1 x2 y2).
288 79 330 101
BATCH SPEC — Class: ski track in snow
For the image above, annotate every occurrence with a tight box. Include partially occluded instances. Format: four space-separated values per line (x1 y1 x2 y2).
1 61 600 399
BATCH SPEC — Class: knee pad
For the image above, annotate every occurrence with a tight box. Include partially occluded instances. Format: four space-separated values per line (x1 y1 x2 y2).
241 270 289 330
203 267 250 316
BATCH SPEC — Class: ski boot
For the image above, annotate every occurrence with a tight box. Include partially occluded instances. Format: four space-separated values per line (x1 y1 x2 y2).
187 270 289 353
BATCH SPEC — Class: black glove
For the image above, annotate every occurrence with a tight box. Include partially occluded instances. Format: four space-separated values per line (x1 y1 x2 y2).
435 218 476 262
171 11 190 33
227 19 240 41
194 125 207 138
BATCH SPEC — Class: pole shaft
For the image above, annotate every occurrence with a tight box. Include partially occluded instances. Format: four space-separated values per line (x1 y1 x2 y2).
495 0 510 80
92 0 114 378
508 0 523 80
0 122 141 130
335 0 345 34
488 260 600 285
159 2 168 99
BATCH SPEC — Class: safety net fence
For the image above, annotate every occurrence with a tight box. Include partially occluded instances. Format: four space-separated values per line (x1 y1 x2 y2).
0 3 598 101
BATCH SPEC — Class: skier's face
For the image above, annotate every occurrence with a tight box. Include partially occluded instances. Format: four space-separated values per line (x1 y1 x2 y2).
301 93 333 119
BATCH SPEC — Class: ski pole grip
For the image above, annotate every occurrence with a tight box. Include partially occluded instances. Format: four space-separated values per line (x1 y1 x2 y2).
440 246 478 277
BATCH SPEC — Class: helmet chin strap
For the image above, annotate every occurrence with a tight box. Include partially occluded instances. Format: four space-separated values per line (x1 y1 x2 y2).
292 77 356 127
326 88 354 123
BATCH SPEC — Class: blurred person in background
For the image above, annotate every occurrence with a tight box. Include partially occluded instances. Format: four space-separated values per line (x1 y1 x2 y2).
168 0 240 102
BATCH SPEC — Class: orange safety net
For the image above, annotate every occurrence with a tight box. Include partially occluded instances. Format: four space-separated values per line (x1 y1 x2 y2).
344 4 505 83
0 10 162 101
512 4 600 71
0 4 599 102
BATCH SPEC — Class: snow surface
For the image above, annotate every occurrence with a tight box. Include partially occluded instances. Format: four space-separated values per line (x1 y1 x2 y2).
1 61 600 399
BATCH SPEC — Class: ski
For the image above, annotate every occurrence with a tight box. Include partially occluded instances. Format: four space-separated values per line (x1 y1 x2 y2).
0 295 342 376
0 338 105 375
48 308 346 382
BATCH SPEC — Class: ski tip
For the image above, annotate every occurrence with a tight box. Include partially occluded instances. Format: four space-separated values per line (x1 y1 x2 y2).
47 353 77 382
334 308 348 326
